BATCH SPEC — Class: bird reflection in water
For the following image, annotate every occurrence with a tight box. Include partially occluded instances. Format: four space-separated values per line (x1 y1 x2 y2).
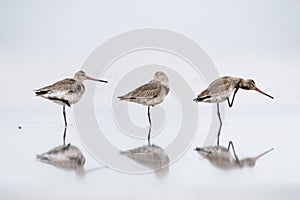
195 141 273 170
120 144 170 177
37 144 105 176
37 144 85 171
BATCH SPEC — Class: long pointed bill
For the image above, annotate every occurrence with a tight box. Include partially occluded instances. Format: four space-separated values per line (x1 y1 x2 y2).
255 87 273 99
86 76 108 83
254 148 274 161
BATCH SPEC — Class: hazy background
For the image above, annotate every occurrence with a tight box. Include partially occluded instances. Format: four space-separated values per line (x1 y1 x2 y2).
1 0 300 199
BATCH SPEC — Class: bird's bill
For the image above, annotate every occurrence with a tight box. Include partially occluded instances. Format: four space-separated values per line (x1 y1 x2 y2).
86 76 108 83
255 87 273 99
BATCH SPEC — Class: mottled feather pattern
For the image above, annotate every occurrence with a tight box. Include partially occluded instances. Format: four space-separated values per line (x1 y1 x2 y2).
35 78 85 106
35 79 77 94
195 76 240 103
121 81 161 99
118 81 169 106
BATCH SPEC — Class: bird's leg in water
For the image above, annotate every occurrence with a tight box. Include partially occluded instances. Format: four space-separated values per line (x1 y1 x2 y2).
62 105 68 146
147 106 152 146
63 105 67 128
227 86 240 107
228 141 240 164
216 103 222 147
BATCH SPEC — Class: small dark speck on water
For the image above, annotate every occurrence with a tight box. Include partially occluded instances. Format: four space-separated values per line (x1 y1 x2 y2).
18 126 22 130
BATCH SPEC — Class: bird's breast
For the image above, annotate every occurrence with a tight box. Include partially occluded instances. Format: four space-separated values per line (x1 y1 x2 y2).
66 83 85 105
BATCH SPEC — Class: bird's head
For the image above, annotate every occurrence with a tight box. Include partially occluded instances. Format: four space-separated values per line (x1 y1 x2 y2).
153 71 169 86
74 71 88 81
240 79 273 99
74 70 108 83
240 79 256 90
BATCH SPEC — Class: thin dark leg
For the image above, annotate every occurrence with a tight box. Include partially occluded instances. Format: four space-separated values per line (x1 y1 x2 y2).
62 105 67 146
216 103 222 147
227 87 239 107
147 106 152 146
227 141 240 164
63 105 67 127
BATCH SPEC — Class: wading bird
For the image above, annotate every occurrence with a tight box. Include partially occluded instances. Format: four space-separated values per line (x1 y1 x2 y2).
35 70 108 145
194 76 273 146
118 71 169 145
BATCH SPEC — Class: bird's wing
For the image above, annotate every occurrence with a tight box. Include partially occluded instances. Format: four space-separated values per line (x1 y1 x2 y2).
208 76 231 90
35 78 76 92
195 89 211 101
119 82 161 100
35 78 78 97
194 76 234 102
206 76 235 96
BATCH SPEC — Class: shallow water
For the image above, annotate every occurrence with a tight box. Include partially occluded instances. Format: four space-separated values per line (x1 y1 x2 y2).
1 103 299 200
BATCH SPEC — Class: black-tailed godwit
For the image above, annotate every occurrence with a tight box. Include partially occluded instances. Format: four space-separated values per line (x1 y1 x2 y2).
194 76 273 146
118 71 169 145
35 70 108 145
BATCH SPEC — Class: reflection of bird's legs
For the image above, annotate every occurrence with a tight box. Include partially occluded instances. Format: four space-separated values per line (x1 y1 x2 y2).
147 106 152 146
216 103 222 147
227 141 240 164
63 127 67 146
62 105 67 146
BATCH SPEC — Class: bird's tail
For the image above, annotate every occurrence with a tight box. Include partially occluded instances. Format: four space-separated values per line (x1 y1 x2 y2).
117 95 135 101
34 90 48 96
194 147 211 154
194 147 201 151
193 95 210 103
36 154 49 161
117 96 125 100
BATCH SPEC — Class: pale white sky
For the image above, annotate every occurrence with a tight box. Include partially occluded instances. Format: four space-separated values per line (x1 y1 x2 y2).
0 0 299 107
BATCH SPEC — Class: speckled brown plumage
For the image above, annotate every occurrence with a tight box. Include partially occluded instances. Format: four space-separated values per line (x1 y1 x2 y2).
118 71 169 145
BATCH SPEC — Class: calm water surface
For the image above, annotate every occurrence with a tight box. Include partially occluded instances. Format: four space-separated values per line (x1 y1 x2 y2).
1 105 299 200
